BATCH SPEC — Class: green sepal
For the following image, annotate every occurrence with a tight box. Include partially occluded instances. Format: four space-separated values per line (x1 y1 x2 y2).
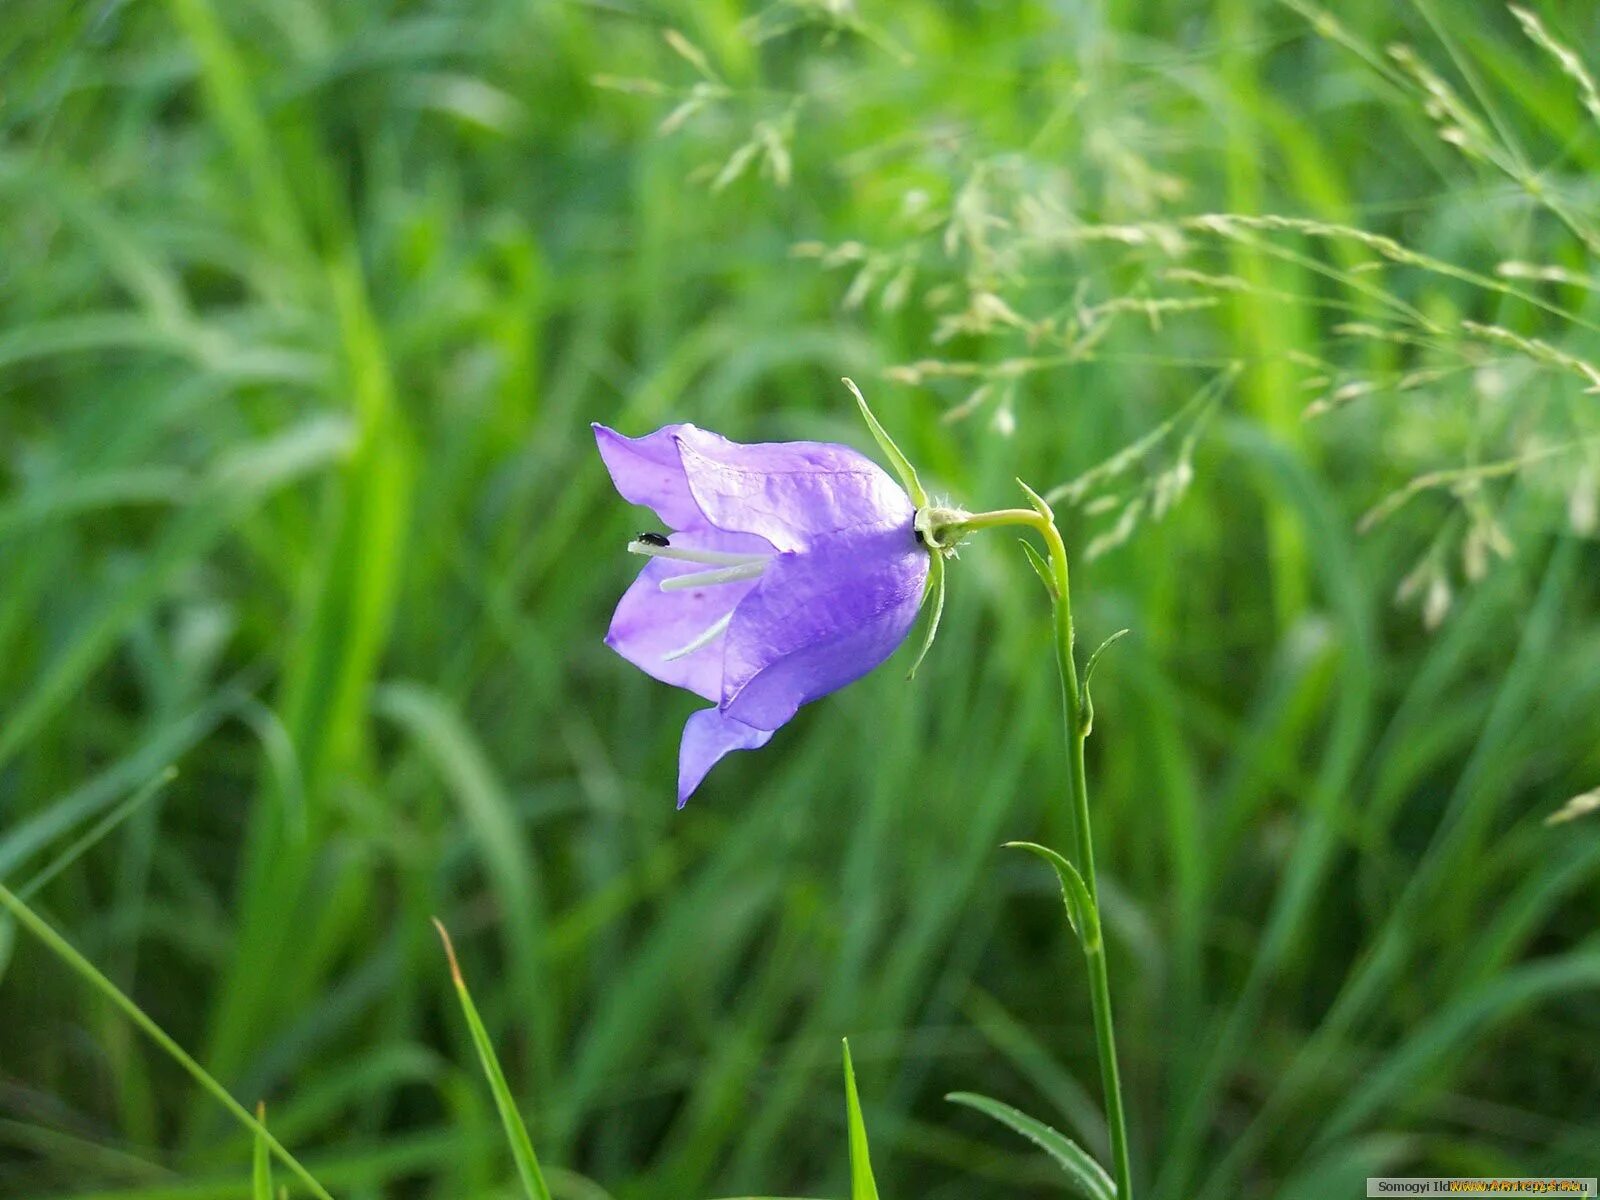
842 1038 882 1200
906 551 946 679
844 377 927 508
1004 840 1100 955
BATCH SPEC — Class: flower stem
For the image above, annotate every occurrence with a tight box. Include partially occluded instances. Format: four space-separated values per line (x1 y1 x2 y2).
955 505 1133 1200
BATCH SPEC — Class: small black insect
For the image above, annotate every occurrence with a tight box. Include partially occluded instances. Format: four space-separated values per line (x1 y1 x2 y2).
635 531 671 547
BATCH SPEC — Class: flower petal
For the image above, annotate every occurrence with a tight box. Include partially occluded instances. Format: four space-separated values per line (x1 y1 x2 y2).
605 527 774 702
719 523 928 730
673 427 914 552
678 707 773 807
592 422 706 531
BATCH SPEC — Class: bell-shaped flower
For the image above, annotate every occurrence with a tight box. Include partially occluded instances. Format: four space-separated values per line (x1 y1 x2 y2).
595 415 934 806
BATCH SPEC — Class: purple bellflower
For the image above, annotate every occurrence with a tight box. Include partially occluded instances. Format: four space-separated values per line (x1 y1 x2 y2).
595 383 953 806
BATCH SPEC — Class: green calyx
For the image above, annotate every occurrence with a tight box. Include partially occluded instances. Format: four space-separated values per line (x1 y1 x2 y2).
913 504 970 555
843 378 957 680
843 377 927 509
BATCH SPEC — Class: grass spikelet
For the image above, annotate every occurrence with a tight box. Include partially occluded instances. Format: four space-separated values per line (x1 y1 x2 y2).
1546 787 1600 826
1510 6 1600 127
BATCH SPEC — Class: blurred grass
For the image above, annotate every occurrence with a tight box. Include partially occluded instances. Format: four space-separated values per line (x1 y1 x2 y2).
2 1 1599 1198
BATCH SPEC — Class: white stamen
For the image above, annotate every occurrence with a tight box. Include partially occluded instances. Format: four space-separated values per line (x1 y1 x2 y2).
661 612 734 661
626 537 773 592
628 539 768 567
659 561 768 590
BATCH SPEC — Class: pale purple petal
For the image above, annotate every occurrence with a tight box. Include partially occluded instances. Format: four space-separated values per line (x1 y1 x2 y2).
596 420 931 806
673 427 914 552
678 707 773 807
604 528 774 702
719 523 928 730
592 423 706 531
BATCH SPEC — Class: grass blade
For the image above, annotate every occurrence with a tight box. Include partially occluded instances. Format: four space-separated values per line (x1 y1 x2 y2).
253 1102 273 1200
432 918 553 1200
0 765 176 989
11 767 177 903
841 1038 880 1200
0 884 334 1200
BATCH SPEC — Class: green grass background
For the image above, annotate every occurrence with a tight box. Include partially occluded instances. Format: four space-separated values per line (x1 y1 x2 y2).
3 0 1600 1196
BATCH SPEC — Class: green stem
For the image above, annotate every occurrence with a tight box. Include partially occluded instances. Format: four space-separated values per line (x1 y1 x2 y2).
954 506 1134 1200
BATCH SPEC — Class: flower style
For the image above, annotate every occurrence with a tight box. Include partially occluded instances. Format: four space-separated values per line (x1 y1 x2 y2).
594 415 933 806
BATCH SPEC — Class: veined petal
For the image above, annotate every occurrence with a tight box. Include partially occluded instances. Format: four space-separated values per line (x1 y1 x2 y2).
605 527 773 702
720 523 928 730
593 422 706 531
678 707 773 807
673 427 914 552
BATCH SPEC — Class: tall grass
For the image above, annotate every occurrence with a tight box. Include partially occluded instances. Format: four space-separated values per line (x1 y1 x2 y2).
2 1 1598 1197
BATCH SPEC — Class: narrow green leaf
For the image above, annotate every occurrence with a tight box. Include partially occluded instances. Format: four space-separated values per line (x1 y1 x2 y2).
14 767 176 902
841 1039 881 1200
906 551 945 680
252 1102 273 1200
1320 945 1600 1144
1080 629 1131 737
963 989 1109 1154
433 919 554 1200
0 884 335 1200
843 377 926 508
0 917 13 996
1019 538 1057 599
1004 841 1096 952
946 1092 1115 1200
1083 630 1131 691
0 764 179 989
0 695 231 880
385 684 551 1087
1015 476 1054 520
0 415 352 776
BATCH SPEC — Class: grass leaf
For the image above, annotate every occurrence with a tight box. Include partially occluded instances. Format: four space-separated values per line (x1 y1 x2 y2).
433 918 553 1200
841 1039 881 1200
0 884 335 1200
253 1102 273 1200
